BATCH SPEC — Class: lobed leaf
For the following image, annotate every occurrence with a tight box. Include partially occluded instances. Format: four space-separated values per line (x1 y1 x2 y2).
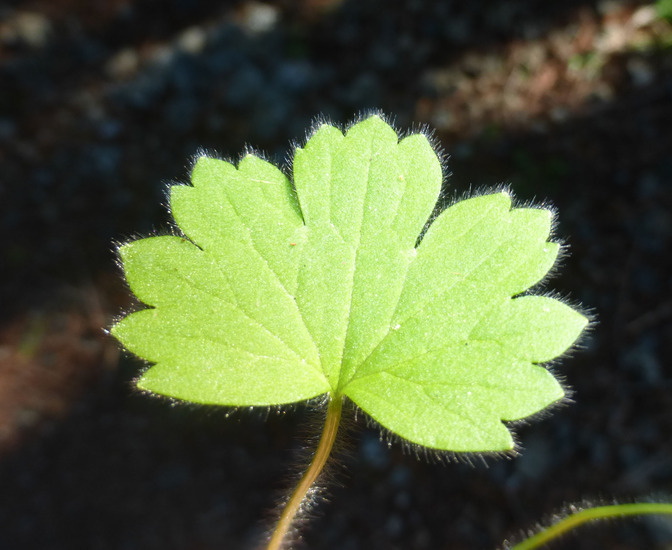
112 115 588 452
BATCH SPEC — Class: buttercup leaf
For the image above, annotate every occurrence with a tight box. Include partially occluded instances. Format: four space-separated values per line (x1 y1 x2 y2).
112 115 588 452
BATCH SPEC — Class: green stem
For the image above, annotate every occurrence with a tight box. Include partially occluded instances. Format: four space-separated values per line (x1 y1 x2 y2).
511 502 672 550
266 395 343 550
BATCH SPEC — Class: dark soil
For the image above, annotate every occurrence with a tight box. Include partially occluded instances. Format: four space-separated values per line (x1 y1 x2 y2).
1 1 672 549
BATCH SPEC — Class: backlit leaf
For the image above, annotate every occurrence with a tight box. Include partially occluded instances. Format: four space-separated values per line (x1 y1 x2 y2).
112 115 588 452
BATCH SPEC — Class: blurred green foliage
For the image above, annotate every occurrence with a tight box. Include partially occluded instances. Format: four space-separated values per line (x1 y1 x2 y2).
656 0 672 21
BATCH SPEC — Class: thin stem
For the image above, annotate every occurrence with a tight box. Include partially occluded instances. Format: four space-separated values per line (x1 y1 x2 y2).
511 502 672 550
266 395 343 550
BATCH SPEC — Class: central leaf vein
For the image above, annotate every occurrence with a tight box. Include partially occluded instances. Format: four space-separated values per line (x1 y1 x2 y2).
337 141 375 391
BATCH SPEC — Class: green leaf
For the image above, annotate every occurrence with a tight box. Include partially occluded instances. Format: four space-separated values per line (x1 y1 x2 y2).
112 115 588 452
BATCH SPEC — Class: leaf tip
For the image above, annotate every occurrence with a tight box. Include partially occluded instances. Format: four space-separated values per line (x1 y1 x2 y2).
344 111 400 142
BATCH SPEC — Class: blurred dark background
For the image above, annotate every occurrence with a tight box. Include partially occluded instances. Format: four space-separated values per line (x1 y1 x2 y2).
1 0 672 548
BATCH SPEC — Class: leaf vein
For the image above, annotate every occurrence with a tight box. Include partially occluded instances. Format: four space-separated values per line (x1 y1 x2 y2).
163 270 311 367
214 186 323 373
